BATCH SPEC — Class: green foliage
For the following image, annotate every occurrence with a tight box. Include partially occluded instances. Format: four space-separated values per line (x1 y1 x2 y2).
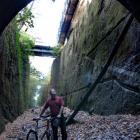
29 66 49 107
53 44 63 56
16 31 35 76
15 21 35 110
19 31 35 49
14 4 35 109
30 66 45 80
15 4 35 76
16 32 22 79
16 6 34 31
37 75 51 106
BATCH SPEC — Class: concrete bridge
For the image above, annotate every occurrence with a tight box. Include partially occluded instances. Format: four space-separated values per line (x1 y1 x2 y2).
26 45 55 57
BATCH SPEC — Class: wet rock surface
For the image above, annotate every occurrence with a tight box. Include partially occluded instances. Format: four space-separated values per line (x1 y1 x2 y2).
0 107 140 140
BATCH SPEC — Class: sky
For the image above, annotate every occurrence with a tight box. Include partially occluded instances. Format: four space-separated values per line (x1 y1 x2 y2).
28 0 66 76
30 56 55 76
28 0 66 46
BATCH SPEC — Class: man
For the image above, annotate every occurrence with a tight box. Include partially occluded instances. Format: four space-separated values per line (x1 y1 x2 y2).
40 88 67 140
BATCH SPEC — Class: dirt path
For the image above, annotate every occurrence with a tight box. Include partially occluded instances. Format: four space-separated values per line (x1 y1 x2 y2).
0 107 140 140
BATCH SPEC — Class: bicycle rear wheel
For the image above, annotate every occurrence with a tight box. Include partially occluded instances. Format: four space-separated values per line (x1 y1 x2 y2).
26 130 38 140
41 130 53 140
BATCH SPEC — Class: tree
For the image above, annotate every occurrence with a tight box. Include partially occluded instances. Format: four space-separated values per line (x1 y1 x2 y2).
16 2 35 31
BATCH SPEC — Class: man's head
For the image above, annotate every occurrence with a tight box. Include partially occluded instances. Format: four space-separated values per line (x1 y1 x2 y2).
50 88 56 99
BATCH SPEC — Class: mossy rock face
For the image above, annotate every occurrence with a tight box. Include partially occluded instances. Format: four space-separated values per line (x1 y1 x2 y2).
0 20 31 133
51 0 140 115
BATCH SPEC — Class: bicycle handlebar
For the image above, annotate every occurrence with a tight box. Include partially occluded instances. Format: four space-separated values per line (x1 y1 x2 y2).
40 114 51 118
32 114 60 123
33 117 41 121
32 114 53 122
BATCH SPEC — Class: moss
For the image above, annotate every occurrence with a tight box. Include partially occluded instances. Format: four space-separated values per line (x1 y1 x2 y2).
53 44 62 56
0 17 35 133
19 31 35 50
15 30 35 111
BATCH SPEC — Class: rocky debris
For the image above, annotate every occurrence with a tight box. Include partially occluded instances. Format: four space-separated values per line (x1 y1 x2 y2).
0 107 140 140
68 113 140 140
0 108 41 140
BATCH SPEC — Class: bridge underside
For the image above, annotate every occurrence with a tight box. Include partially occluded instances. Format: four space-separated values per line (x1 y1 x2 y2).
29 50 54 57
27 45 55 57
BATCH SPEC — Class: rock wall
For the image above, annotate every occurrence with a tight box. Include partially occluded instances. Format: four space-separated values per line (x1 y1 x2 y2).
51 0 140 115
51 57 60 90
0 21 30 133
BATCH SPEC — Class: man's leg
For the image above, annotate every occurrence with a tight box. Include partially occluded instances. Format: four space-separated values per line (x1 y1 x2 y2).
60 116 67 140
51 125 58 140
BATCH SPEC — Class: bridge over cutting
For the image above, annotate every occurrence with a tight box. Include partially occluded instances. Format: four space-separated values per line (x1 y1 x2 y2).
27 45 55 57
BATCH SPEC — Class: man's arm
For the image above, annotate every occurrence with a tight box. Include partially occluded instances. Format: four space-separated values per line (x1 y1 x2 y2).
57 106 64 117
40 101 49 117
57 97 64 117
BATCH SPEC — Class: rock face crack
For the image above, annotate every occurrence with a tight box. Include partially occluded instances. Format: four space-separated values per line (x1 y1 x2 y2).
62 83 91 97
100 76 140 94
98 0 105 15
115 79 140 94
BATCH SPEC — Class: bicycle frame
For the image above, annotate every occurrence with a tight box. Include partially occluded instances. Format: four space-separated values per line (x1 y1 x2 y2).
26 115 53 140
33 116 52 132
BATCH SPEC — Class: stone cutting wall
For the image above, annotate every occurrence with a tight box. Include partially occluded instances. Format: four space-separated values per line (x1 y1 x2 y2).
0 21 30 133
51 0 140 115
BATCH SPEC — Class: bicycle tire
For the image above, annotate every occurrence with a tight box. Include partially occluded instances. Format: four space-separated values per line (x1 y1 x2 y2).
26 129 38 140
41 130 53 140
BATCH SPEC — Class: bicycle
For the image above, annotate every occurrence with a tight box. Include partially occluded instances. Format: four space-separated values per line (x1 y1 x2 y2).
26 114 54 140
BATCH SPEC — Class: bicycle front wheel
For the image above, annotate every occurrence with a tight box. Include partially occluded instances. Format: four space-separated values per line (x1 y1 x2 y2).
26 130 38 140
41 130 53 140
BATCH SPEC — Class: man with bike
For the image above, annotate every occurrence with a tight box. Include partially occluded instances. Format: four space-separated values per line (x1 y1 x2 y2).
40 88 67 140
